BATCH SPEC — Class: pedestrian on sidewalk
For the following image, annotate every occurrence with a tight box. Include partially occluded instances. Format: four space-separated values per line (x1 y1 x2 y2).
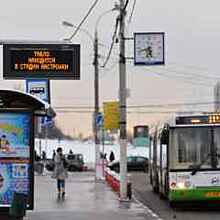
52 150 56 161
109 151 115 163
42 150 47 161
52 147 68 199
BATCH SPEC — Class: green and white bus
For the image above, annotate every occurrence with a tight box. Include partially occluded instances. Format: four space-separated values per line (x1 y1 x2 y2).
149 114 220 206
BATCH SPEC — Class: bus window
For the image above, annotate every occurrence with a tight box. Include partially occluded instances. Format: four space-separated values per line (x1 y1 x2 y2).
170 127 211 169
161 144 167 168
214 127 220 168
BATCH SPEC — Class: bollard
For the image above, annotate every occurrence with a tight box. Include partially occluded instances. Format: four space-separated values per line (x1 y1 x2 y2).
127 182 132 200
9 192 27 219
106 170 132 200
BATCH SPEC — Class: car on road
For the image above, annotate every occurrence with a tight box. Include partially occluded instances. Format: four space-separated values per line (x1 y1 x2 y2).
45 153 85 172
45 159 55 172
108 156 148 173
66 153 84 172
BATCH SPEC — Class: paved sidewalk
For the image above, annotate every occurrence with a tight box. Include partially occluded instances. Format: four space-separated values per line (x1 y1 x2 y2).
24 172 159 220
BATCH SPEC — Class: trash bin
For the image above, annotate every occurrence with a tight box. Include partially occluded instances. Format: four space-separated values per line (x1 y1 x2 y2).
9 192 27 218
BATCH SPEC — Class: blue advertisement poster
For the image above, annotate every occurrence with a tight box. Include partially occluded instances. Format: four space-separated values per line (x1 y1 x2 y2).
0 163 29 206
0 113 31 158
0 112 31 207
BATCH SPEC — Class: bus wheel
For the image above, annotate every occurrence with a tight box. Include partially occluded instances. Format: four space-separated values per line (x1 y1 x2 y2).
153 185 159 193
169 201 176 208
159 191 165 200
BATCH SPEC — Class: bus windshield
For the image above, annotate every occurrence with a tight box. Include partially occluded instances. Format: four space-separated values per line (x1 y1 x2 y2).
170 126 220 169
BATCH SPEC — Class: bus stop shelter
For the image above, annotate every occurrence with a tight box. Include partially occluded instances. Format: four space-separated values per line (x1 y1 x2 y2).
0 89 56 220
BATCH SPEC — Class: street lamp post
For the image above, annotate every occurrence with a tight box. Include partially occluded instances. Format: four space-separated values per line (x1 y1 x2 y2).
93 8 118 180
93 29 101 180
118 0 128 201
62 9 116 180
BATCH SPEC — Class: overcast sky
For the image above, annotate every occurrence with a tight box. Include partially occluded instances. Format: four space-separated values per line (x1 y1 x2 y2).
0 0 219 136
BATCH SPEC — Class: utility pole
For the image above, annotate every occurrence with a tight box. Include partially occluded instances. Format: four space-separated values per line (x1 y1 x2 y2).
94 30 100 180
119 0 128 200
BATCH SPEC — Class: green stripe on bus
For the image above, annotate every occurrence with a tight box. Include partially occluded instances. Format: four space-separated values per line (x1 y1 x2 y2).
169 187 220 201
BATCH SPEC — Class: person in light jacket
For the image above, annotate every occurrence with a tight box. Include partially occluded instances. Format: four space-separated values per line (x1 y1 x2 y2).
53 147 68 199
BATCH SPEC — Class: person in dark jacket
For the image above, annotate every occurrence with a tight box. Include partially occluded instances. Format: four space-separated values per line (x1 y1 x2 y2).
42 151 47 161
52 150 56 161
109 151 115 163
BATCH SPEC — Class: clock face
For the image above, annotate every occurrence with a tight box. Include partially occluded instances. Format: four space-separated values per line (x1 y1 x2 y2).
134 33 165 65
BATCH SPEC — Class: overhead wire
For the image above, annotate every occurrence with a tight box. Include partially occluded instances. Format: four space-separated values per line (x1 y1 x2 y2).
67 0 100 41
128 0 137 24
53 101 217 110
55 110 212 114
133 64 215 87
123 0 130 12
156 66 220 81
168 62 211 72
101 0 130 68
152 70 214 87
101 17 120 68
111 54 218 86
125 59 216 86
152 68 213 85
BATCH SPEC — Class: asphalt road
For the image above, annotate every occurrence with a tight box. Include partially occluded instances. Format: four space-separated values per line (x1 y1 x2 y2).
130 172 220 220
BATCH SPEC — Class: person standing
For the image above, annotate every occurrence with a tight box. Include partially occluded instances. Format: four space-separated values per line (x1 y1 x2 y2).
52 150 56 161
42 151 47 161
53 147 68 199
109 151 115 163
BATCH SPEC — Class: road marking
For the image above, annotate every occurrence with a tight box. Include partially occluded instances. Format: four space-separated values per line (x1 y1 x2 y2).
133 194 164 220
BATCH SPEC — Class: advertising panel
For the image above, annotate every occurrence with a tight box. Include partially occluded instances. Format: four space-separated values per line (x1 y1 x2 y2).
0 112 33 209
3 44 80 80
0 163 29 207
103 101 119 130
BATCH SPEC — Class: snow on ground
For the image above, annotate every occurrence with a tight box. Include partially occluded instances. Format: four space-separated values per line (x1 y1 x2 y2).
35 139 149 166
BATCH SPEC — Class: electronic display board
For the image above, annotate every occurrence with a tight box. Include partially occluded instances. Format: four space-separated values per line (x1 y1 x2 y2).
176 114 220 125
0 112 33 209
3 44 80 80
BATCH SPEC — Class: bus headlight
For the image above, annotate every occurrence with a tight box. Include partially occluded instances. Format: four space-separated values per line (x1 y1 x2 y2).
176 181 191 189
177 182 185 189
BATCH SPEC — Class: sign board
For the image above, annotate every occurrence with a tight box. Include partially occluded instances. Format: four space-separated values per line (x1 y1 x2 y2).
134 32 165 65
103 101 119 130
133 125 150 147
26 79 50 103
96 112 104 128
41 116 54 127
3 44 80 79
26 79 51 128
0 111 33 209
